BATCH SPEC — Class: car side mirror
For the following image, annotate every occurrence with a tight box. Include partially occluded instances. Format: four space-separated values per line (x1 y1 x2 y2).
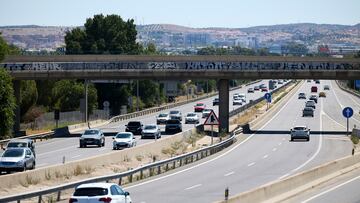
112 137 115 140
124 191 130 196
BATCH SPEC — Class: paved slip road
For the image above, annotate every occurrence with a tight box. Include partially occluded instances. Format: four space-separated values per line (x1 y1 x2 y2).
123 80 355 203
8 80 284 169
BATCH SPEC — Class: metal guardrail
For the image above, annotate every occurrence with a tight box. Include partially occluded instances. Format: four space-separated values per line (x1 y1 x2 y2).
0 131 54 150
0 80 294 203
336 80 360 98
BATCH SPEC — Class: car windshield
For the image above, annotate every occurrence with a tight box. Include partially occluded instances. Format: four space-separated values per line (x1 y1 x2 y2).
116 133 131 139
128 122 140 126
187 113 196 117
7 142 27 148
144 125 156 130
73 187 108 196
196 103 204 106
84 130 99 135
158 114 168 118
2 149 24 157
204 109 211 112
170 111 179 114
294 127 306 130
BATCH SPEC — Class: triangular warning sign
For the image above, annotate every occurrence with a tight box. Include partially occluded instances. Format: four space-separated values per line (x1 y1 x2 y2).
204 110 220 125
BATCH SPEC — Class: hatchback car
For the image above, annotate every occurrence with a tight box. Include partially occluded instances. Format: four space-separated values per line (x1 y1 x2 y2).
185 113 200 124
233 97 242 105
319 92 326 97
254 86 260 91
309 95 318 103
0 148 35 173
212 98 219 106
6 138 36 157
261 87 268 92
290 126 310 141
69 183 131 203
247 88 254 93
194 103 206 112
141 125 161 139
80 129 105 148
302 107 314 117
202 109 213 118
125 121 143 135
156 113 170 125
165 119 182 133
112 132 136 150
298 92 306 99
305 100 316 109
169 110 182 121
323 85 330 90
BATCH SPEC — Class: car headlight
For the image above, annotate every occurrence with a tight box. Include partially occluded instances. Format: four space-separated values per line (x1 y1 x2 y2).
16 160 24 166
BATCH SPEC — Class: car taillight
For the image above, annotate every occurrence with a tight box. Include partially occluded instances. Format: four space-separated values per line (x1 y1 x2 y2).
99 197 112 203
69 198 78 203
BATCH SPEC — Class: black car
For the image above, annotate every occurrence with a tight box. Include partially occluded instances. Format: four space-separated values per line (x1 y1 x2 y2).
213 98 219 106
309 95 318 103
302 107 314 117
165 119 182 133
125 121 143 135
298 92 306 99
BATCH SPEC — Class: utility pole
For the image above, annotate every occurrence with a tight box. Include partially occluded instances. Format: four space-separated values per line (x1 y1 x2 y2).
136 80 139 111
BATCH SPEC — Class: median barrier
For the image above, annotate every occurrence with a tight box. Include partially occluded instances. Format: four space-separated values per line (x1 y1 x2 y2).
336 80 360 98
217 152 360 203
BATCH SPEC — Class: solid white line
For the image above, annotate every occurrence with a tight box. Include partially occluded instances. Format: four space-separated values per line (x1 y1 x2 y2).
98 148 107 151
278 142 282 146
71 155 81 159
124 84 299 190
248 162 255 167
323 112 346 129
185 184 202 190
282 138 286 141
272 148 277 151
37 145 75 157
263 154 269 159
224 171 235 177
332 82 360 123
302 175 360 203
36 163 48 167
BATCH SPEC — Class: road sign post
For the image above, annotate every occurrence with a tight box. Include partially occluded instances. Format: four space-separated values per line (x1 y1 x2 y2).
264 93 272 110
342 107 354 135
204 110 220 145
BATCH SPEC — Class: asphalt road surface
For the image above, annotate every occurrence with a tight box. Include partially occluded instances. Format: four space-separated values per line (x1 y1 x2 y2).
123 80 355 203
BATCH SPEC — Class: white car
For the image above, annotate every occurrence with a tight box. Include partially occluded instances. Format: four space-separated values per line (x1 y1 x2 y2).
69 183 131 203
185 113 200 124
233 97 242 105
202 109 212 118
290 126 310 141
141 124 161 139
156 113 170 124
238 93 246 103
112 132 136 150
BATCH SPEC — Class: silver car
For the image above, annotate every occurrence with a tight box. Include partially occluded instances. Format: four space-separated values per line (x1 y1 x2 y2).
80 129 105 148
290 126 310 141
169 110 182 121
0 148 35 173
202 109 212 118
156 113 170 125
185 113 200 124
113 132 136 150
141 125 161 139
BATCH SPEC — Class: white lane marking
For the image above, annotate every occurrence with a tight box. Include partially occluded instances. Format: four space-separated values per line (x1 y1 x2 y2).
224 171 235 177
302 175 360 203
263 154 269 159
37 145 75 157
279 98 324 180
124 84 299 190
98 148 107 151
71 155 81 159
278 142 282 146
272 148 277 151
332 82 360 123
282 138 286 141
185 184 202 190
248 162 255 167
323 112 346 129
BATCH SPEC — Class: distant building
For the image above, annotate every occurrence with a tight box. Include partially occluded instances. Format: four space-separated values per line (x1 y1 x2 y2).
269 44 282 54
235 36 258 49
185 33 211 48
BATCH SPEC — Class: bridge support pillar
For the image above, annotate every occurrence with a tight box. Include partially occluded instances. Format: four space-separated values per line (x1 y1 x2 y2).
219 79 229 133
13 80 21 135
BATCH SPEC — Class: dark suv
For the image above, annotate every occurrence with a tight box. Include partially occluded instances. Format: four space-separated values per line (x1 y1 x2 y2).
165 119 182 133
125 121 143 135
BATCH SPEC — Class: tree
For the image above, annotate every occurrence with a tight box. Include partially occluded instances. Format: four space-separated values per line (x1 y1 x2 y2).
0 69 16 138
281 42 308 56
20 80 38 122
65 14 141 54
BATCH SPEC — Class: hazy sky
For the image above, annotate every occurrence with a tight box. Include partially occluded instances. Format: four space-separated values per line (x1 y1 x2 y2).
1 0 359 28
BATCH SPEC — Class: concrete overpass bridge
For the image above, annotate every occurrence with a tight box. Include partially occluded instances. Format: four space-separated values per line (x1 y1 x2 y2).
2 55 360 134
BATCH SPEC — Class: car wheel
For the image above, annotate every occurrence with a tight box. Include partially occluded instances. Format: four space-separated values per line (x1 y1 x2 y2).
290 138 293 141
102 139 105 147
84 144 87 148
23 164 27 172
141 136 144 139
31 161 36 170
113 147 116 150
307 138 310 141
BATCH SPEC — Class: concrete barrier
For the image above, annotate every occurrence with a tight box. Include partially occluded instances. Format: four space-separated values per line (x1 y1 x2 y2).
217 153 360 203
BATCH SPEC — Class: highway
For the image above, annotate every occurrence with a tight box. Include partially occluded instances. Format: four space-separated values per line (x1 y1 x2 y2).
123 80 355 203
15 80 283 169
